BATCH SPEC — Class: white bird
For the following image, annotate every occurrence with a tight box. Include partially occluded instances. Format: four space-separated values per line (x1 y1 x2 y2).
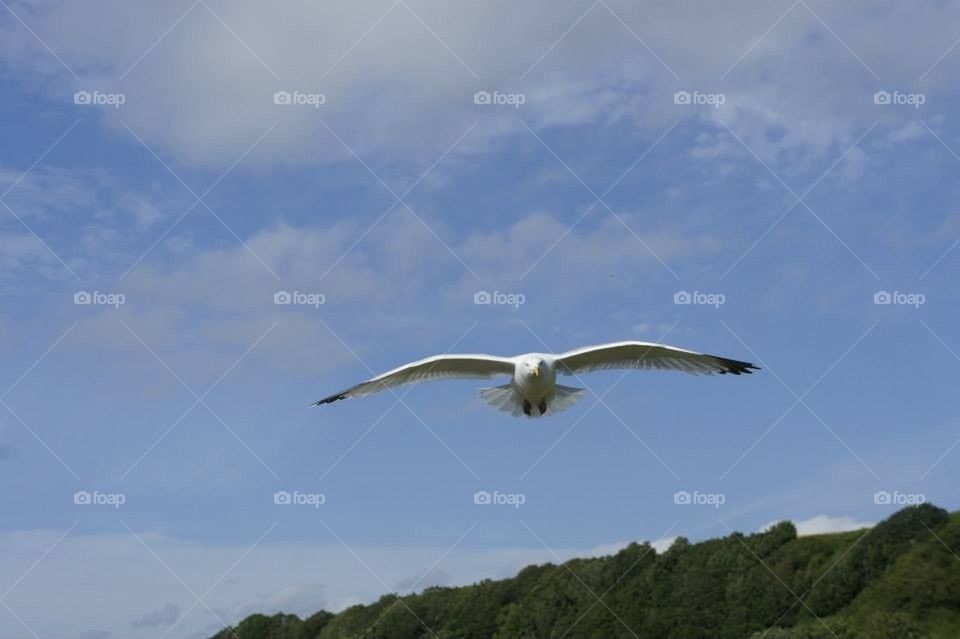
312 341 758 418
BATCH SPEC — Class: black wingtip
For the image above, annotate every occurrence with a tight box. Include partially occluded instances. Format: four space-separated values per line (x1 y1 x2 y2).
311 392 348 406
717 360 761 375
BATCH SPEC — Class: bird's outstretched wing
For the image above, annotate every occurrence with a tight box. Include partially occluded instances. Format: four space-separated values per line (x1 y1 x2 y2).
555 341 758 376
312 354 515 405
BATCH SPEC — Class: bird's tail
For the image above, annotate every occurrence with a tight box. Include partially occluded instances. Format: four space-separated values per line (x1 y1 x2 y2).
550 384 586 414
478 384 586 418
478 384 525 417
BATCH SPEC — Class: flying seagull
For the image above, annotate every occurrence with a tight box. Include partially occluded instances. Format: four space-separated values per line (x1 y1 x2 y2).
312 341 758 418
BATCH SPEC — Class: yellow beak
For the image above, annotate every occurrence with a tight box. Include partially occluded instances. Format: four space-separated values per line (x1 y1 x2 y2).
532 366 540 377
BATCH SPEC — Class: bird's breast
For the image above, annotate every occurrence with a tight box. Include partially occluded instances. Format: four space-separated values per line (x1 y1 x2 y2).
515 369 556 398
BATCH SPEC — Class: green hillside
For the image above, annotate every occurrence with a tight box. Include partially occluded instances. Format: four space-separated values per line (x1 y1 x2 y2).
211 504 960 639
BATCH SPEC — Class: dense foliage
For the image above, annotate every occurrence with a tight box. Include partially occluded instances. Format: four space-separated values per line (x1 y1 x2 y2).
212 504 960 639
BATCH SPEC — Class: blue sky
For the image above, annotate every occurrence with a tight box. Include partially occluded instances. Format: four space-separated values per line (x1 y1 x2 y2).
2 1 960 637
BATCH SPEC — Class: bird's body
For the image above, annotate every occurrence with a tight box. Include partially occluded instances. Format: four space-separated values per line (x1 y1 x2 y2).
313 341 758 418
513 354 554 415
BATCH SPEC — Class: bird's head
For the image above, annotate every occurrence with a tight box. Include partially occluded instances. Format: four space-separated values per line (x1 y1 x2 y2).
523 357 546 378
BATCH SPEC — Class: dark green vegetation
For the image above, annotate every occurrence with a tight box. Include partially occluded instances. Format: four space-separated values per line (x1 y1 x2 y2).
212 504 960 639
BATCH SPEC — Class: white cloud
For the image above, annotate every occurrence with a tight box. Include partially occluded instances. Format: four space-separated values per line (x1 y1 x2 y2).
760 514 873 537
65 207 721 379
583 540 630 557
233 582 331 620
394 568 451 593
0 232 59 276
130 602 179 628
583 534 679 558
0 166 101 219
5 1 959 170
889 120 925 143
650 536 679 553
0 165 190 279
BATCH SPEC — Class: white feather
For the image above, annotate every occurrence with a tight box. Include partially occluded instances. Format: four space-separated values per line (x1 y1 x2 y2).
313 341 756 417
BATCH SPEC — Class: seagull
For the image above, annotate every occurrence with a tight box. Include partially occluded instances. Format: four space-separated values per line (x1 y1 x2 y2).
312 341 759 418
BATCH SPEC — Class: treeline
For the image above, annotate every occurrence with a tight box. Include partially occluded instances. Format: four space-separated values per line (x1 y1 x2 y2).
212 503 960 638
